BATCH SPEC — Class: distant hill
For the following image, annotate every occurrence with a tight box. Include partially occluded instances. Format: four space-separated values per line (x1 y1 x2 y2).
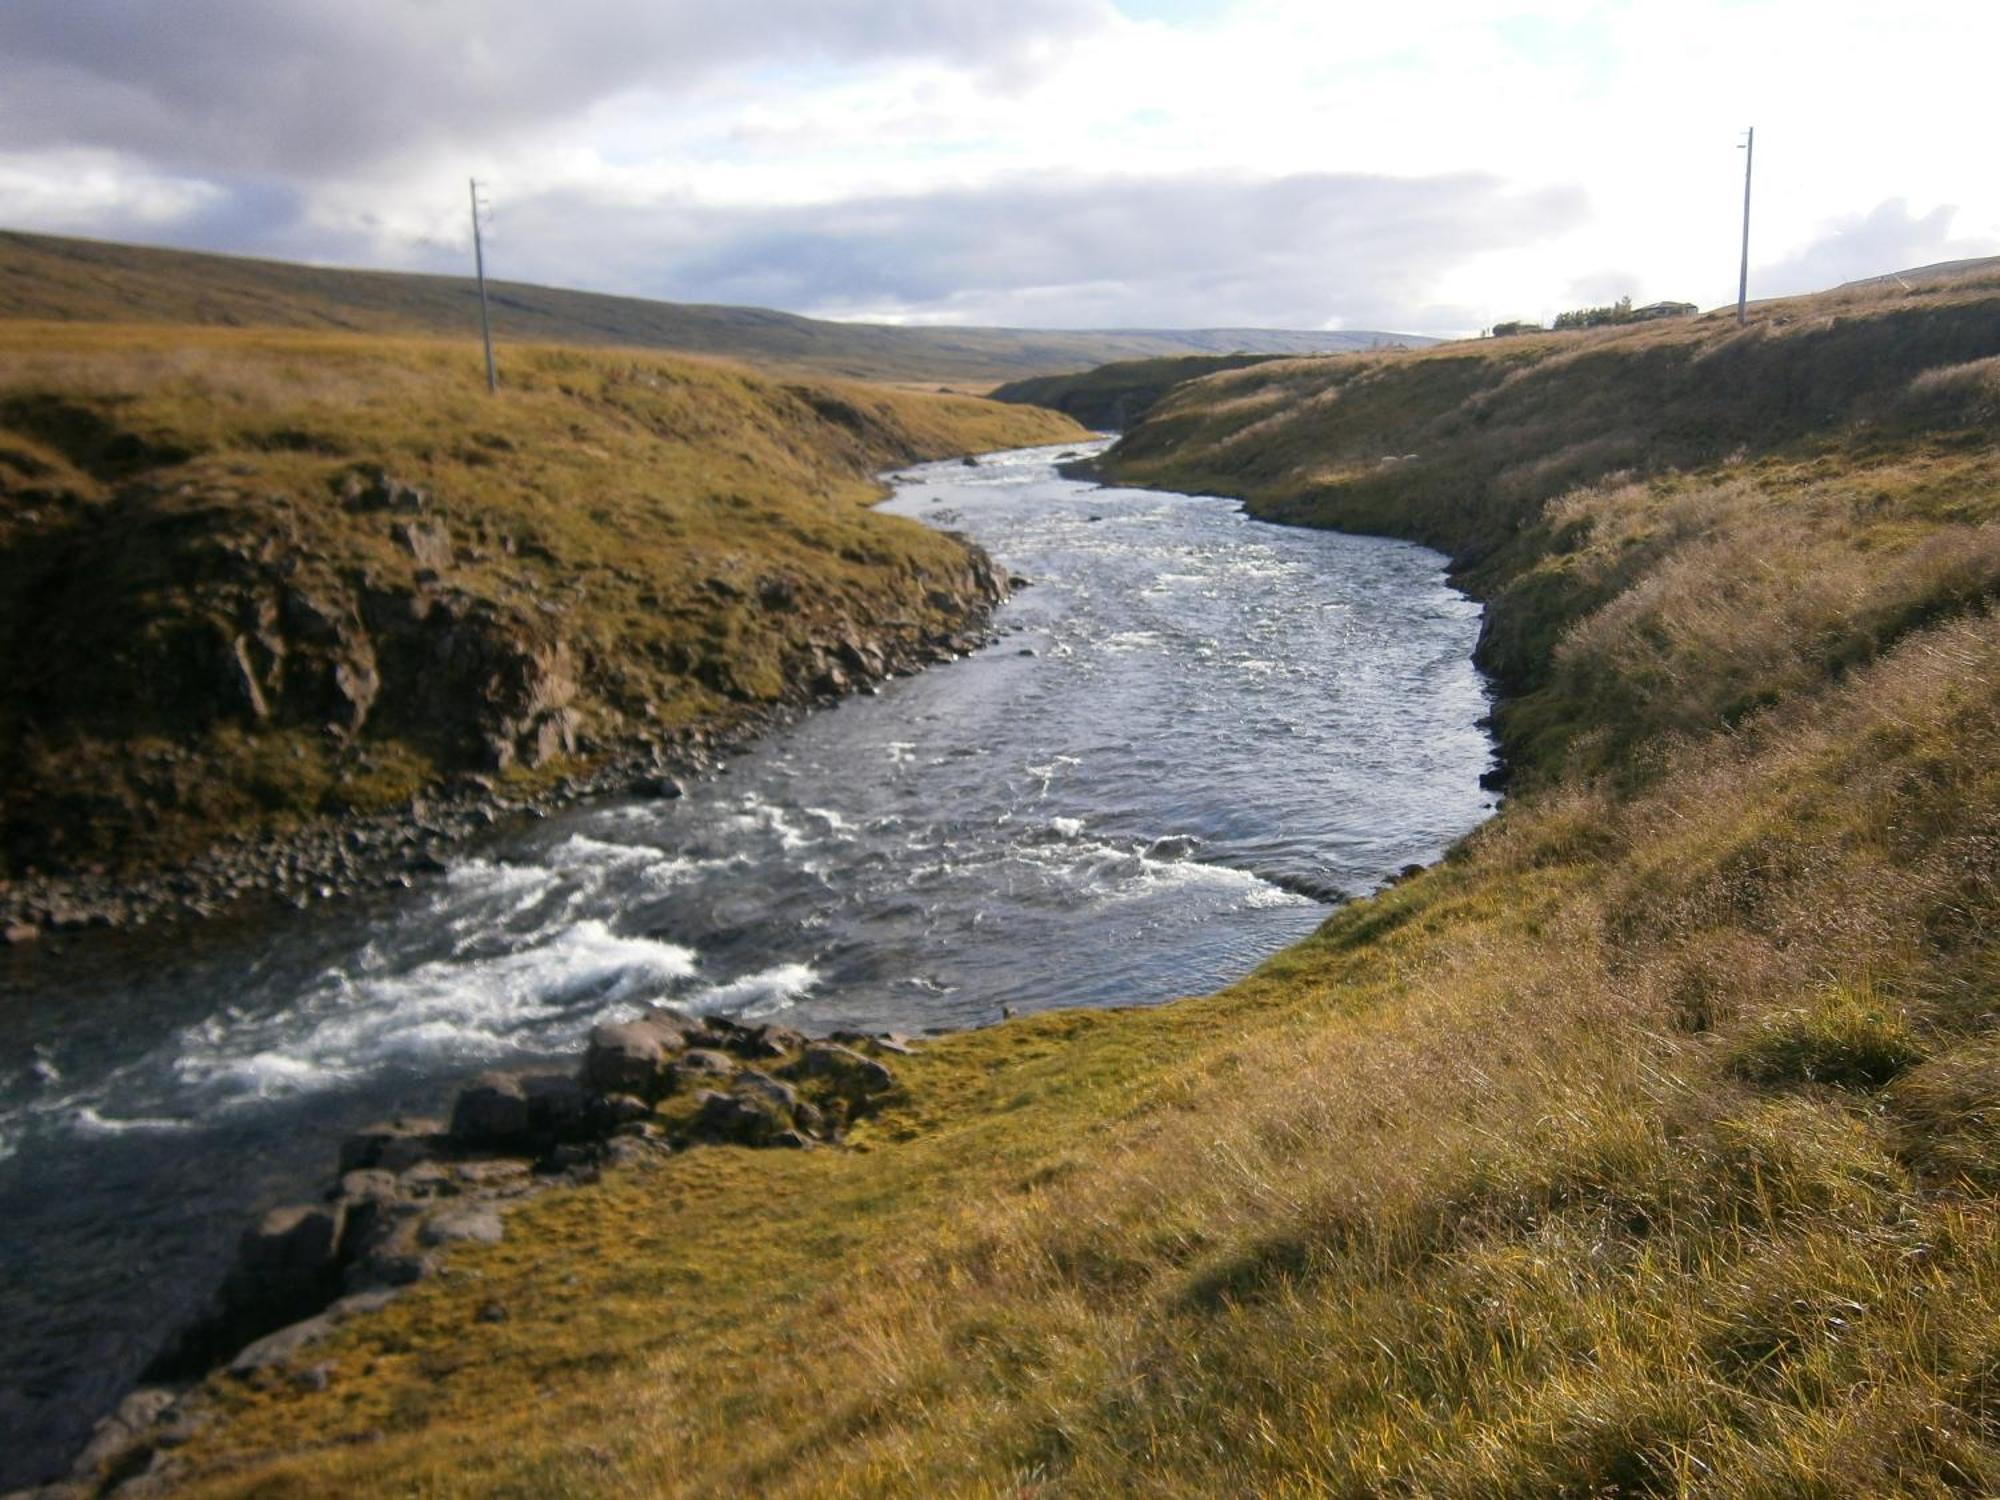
1838 256 2000 292
992 353 1297 430
0 230 1423 387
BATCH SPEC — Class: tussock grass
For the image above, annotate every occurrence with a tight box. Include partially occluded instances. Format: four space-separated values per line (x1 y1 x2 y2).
152 275 2000 1496
1728 983 1926 1089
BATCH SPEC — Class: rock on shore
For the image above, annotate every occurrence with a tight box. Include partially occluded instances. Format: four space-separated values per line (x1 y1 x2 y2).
39 1008 914 1498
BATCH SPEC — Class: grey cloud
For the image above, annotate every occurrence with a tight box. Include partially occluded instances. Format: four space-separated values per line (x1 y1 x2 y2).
1758 198 1989 298
502 171 1583 332
0 1 1112 175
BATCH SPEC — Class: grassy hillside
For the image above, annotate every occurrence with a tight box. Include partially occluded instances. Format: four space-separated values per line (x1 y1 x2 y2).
1112 273 2000 782
0 323 1079 880
135 275 2000 1497
989 352 1292 430
0 231 1397 388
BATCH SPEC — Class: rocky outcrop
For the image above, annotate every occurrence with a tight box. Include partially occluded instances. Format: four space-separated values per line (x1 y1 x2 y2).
46 1010 921 1497
0 464 1014 939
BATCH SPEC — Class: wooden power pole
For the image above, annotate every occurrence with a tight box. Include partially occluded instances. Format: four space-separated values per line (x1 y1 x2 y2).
470 178 498 393
1737 127 1755 327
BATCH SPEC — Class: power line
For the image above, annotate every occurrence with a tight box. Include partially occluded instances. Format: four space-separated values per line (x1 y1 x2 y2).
1737 126 1754 327
468 178 496 394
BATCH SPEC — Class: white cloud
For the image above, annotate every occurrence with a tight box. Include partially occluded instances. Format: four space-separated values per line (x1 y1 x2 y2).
0 0 1995 333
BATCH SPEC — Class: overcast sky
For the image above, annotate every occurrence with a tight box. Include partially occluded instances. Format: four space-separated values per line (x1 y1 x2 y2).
2 0 1994 336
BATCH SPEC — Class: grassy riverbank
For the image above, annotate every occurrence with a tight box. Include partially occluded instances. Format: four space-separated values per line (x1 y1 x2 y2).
146 272 2000 1496
0 323 1079 889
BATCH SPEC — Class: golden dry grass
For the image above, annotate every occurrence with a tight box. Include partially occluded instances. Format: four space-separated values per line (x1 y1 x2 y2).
0 322 1080 872
136 277 2000 1497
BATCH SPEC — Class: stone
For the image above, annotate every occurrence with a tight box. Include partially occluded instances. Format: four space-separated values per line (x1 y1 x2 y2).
339 470 430 514
692 1088 789 1147
419 1205 505 1248
523 1071 592 1139
228 1289 400 1376
450 1072 530 1145
788 1042 895 1098
207 1203 350 1363
397 1161 457 1199
602 1137 657 1168
667 1047 736 1092
294 1362 337 1393
594 1092 653 1130
581 1015 689 1097
452 1158 533 1193
334 1169 403 1251
734 1069 799 1113
339 1116 447 1174
633 775 684 800
71 1387 178 1476
696 1017 805 1060
334 1288 404 1319
228 1312 338 1376
340 1202 434 1293
390 517 454 571
336 1168 401 1204
345 1245 433 1293
2 919 40 946
238 1203 345 1276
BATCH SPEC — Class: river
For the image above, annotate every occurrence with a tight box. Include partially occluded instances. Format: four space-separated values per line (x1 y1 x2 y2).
0 438 1493 1484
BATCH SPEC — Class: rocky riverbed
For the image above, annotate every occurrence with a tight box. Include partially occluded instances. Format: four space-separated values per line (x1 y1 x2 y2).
1 441 1495 1492
23 1009 915 1499
0 596 1014 946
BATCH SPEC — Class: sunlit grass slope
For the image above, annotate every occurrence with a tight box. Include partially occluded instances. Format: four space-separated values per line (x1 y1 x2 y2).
0 323 1079 875
159 278 2000 1497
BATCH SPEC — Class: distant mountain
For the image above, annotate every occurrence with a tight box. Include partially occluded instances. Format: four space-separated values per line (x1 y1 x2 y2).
0 230 1428 387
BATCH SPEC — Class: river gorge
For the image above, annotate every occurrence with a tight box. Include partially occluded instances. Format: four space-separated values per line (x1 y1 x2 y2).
0 439 1494 1484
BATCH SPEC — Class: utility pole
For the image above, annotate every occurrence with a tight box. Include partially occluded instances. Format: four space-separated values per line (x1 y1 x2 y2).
1737 126 1755 326
469 177 498 393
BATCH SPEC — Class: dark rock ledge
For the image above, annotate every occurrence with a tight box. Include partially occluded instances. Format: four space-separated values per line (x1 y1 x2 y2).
16 1008 918 1499
0 607 1015 949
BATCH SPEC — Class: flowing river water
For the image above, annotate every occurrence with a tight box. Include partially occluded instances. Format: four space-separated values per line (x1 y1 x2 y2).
0 440 1494 1483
